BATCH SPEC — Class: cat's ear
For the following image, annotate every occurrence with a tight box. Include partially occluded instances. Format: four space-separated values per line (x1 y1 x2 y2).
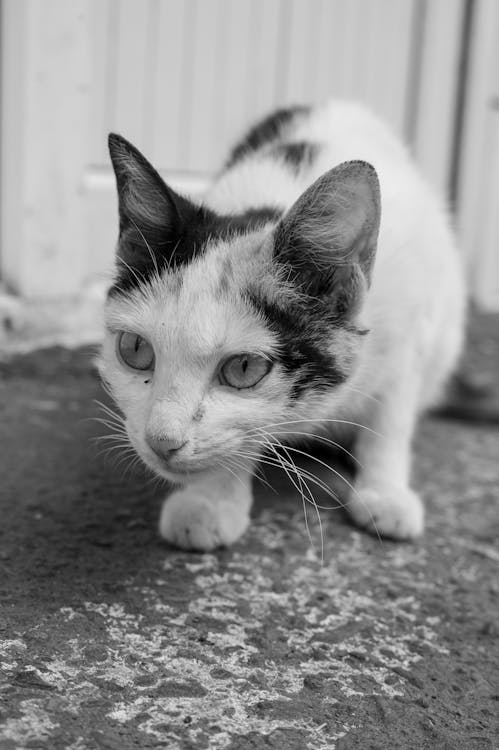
108 134 197 272
273 160 381 317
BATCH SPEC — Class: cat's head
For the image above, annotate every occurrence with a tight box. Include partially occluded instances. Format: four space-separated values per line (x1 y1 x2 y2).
98 134 380 483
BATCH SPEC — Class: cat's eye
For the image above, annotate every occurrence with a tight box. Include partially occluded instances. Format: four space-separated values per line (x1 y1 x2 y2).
220 353 272 389
117 331 155 371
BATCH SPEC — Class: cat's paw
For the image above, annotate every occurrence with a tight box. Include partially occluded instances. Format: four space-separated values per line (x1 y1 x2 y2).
347 482 424 540
159 487 250 551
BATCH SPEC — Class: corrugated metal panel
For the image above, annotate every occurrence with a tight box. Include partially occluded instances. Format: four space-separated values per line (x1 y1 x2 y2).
1 0 473 299
88 0 418 175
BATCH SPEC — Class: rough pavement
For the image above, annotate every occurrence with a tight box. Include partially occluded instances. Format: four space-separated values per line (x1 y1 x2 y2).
0 326 498 749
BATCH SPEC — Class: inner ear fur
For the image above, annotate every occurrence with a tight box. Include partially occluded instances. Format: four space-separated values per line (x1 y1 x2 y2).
273 160 381 316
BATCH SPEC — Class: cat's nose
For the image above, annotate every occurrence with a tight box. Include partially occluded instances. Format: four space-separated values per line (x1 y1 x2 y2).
146 434 187 461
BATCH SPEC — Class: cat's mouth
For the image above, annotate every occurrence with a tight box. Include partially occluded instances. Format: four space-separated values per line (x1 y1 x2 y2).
160 464 218 486
137 438 230 482
167 465 208 477
144 451 216 482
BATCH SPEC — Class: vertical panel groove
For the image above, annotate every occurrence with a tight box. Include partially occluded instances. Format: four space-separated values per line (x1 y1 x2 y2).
273 0 292 103
178 0 197 167
449 0 475 208
404 0 427 145
143 0 160 148
104 0 120 145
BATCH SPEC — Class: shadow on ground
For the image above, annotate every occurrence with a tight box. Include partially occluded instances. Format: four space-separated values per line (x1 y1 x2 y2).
0 326 498 749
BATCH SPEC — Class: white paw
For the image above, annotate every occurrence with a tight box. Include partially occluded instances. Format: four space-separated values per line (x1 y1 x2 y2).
347 482 424 540
159 487 250 551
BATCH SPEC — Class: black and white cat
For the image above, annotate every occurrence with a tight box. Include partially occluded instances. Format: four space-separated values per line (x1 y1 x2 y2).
100 101 465 551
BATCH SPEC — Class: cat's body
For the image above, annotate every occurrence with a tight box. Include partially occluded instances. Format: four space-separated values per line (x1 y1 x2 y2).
100 101 465 550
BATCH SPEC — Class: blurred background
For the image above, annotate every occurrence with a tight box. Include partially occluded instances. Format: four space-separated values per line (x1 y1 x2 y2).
0 0 498 312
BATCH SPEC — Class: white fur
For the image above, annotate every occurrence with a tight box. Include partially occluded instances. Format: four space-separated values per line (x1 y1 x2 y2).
100 101 465 550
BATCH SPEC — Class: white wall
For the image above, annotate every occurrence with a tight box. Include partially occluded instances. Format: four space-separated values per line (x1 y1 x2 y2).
3 0 493 307
456 0 499 311
0 0 91 297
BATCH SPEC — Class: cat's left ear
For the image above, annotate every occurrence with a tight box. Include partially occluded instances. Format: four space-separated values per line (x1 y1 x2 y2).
273 160 381 317
108 135 204 284
108 133 200 233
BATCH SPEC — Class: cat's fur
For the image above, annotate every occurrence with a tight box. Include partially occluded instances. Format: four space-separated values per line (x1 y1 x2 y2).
100 101 465 550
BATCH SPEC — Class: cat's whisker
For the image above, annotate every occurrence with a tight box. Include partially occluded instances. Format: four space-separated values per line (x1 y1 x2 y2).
129 216 160 279
339 383 382 405
251 426 362 469
90 426 128 440
252 429 354 498
247 418 384 440
242 435 365 519
93 400 124 420
235 445 345 511
272 446 323 556
102 450 138 474
123 455 146 481
117 459 137 481
262 437 325 560
98 378 116 401
90 416 126 434
94 439 132 451
90 418 127 432
89 418 127 433
116 255 147 289
252 466 277 493
150 475 167 491
217 458 248 490
93 401 126 428
269 444 315 549
224 454 252 481
250 430 386 540
97 444 136 460
91 433 129 445
265 438 381 539
90 417 128 440
91 435 129 447
139 464 168 491
236 451 293 494
235 444 329 494
228 452 276 493
263 437 357 499
83 414 121 429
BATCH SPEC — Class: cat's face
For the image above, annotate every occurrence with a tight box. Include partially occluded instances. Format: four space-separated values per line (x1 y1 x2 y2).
100 234 285 482
99 135 380 483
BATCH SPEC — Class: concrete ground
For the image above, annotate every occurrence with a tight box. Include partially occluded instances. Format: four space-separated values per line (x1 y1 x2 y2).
0 316 498 749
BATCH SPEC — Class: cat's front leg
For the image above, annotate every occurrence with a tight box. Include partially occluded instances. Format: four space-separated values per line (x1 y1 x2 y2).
159 464 254 551
347 377 424 540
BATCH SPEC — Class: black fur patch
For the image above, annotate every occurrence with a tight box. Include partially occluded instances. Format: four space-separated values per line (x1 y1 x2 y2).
225 105 311 169
269 141 321 173
110 205 282 296
247 292 348 398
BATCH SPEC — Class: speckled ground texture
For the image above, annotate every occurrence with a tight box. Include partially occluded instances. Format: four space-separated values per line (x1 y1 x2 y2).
0 315 498 750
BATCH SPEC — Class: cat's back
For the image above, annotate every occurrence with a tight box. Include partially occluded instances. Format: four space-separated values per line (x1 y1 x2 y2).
206 98 463 309
207 99 437 227
207 99 460 283
292 100 413 177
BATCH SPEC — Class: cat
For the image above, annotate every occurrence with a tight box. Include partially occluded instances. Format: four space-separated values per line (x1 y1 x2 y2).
99 100 466 551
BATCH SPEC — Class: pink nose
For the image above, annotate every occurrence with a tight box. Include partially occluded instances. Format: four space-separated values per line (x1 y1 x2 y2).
146 434 187 461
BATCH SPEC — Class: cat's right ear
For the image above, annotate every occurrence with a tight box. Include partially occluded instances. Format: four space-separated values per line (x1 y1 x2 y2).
273 160 381 319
